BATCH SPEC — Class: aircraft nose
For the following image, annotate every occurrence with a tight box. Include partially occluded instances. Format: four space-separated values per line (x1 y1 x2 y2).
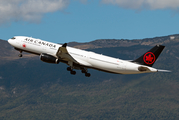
8 39 12 44
8 38 14 46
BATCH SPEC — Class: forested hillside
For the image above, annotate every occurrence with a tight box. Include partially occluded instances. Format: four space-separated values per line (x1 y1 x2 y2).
0 34 179 119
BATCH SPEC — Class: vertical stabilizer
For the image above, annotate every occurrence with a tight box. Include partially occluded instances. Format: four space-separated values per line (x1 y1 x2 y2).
132 45 165 67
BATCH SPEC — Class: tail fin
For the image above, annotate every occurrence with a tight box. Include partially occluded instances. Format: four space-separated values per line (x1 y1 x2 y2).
132 45 165 67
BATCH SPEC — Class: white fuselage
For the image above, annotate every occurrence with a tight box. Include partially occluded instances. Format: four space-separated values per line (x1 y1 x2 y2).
8 36 158 74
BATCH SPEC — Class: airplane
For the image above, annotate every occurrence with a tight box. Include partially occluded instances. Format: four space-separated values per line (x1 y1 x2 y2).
8 36 170 77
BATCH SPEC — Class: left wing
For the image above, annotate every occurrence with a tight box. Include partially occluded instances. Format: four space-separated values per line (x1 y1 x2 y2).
56 43 92 67
56 43 78 64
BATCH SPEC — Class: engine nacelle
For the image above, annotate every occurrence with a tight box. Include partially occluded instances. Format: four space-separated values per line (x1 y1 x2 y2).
40 53 60 64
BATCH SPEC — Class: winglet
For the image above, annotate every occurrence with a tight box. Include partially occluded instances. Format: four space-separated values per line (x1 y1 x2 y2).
62 43 67 47
56 43 68 56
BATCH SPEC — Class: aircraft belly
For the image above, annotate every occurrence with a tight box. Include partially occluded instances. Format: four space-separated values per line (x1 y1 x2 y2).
87 58 120 73
123 62 158 74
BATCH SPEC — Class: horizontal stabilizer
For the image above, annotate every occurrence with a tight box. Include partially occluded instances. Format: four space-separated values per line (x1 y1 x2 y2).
158 69 171 72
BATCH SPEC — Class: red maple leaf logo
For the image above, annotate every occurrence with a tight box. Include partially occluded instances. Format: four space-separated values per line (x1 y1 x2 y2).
22 44 26 48
146 54 153 62
143 52 155 65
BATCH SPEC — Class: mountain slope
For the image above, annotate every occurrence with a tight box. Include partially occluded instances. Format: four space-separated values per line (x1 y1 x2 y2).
68 34 179 49
0 35 179 119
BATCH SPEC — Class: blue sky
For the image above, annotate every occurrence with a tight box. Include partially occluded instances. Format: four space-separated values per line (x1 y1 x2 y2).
0 0 179 43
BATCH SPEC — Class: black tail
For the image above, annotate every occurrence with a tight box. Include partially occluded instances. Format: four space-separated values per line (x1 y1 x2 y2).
132 45 165 67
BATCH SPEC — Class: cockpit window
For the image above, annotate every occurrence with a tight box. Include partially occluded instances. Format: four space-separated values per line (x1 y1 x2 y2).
11 37 16 39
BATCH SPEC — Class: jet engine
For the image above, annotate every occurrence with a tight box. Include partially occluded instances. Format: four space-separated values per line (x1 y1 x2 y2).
40 53 60 64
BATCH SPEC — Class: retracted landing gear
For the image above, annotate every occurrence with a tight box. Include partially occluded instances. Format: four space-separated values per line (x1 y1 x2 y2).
81 69 91 77
67 67 76 75
18 51 23 57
